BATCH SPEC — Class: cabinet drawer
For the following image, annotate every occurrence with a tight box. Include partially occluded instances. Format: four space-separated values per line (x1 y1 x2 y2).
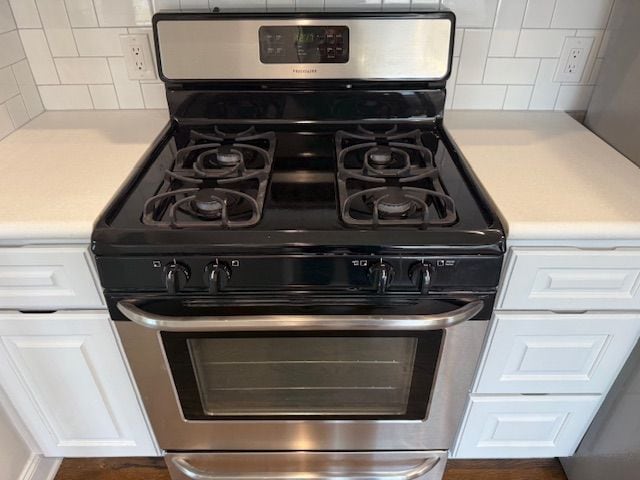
476 312 640 394
0 247 103 309
499 248 640 311
454 395 600 459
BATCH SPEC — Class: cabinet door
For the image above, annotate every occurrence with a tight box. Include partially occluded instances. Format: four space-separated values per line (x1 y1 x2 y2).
0 311 158 457
475 312 640 394
499 248 640 311
454 395 601 459
0 247 103 310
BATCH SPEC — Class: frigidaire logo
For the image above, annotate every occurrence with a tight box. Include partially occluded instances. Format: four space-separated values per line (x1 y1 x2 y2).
293 68 317 74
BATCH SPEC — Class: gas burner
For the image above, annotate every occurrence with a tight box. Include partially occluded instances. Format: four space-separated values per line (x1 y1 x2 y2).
142 126 275 229
370 187 417 218
336 126 457 228
343 186 456 227
191 188 234 219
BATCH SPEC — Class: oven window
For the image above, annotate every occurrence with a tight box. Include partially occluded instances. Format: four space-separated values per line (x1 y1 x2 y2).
163 332 442 421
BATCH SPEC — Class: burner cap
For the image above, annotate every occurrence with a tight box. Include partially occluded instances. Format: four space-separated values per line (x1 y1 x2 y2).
216 146 243 166
192 189 225 218
367 146 393 166
376 188 415 217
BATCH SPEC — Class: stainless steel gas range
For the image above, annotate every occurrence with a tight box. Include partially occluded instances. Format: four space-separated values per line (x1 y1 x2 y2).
92 10 505 480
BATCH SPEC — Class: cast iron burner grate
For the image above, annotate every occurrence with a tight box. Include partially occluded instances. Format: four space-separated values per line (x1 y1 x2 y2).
336 126 457 228
142 127 275 228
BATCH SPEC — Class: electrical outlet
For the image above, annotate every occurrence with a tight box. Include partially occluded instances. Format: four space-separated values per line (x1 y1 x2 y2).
555 36 595 83
120 34 156 80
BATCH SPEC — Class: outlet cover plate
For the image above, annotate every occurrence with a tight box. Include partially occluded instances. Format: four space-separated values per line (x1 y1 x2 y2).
120 34 156 81
555 36 595 83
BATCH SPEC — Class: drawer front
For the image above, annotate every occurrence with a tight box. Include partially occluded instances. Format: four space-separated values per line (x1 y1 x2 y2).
500 248 640 311
166 451 448 480
476 313 640 394
0 247 103 309
454 395 600 459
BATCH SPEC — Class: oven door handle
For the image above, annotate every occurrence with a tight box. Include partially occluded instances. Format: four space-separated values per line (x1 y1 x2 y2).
171 454 441 480
116 299 484 332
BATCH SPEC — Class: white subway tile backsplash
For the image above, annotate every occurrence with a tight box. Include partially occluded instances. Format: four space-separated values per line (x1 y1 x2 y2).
38 84 93 109
382 0 410 11
64 0 98 27
483 57 539 85
522 0 555 28
12 59 45 117
18 30 58 84
516 29 575 57
325 0 381 11
0 0 17 34
0 66 19 103
266 0 296 11
555 84 594 111
212 0 266 11
452 28 463 57
5 94 30 127
6 0 611 114
453 84 507 109
153 0 180 11
588 57 603 85
108 56 144 108
441 0 499 28
551 0 613 29
409 0 440 9
503 85 533 109
141 82 168 108
55 57 112 84
73 28 128 56
488 30 520 58
180 0 208 9
295 0 324 10
8 0 41 28
89 84 119 109
43 29 78 56
457 29 491 84
529 57 560 109
0 104 14 139
94 0 152 27
488 0 526 57
0 30 25 67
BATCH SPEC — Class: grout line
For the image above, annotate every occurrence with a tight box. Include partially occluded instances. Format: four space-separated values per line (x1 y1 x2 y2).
548 0 558 28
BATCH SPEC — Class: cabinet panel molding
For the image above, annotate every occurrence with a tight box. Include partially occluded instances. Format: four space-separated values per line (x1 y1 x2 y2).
475 313 640 394
454 395 601 458
0 311 157 457
0 247 103 309
499 248 640 311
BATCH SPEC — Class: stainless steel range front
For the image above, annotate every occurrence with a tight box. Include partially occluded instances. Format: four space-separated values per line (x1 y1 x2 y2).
93 9 505 480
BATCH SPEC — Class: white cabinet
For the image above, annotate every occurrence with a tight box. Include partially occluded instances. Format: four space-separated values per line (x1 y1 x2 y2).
0 311 157 457
475 312 640 394
454 246 640 459
499 248 640 311
0 247 103 310
455 395 601 459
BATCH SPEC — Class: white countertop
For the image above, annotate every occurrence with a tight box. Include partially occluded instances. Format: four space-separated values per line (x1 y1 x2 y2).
446 111 640 243
0 110 168 244
1 109 639 245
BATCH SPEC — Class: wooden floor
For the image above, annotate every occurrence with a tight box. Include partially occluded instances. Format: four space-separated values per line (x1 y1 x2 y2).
54 457 568 480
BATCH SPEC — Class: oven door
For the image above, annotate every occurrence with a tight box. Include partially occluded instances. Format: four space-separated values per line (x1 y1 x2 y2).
115 297 489 451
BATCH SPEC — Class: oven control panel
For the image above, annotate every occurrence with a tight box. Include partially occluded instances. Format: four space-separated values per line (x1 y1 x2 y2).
97 255 503 295
259 26 349 64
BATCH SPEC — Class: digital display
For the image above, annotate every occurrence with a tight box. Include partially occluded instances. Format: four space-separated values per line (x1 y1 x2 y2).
259 26 349 64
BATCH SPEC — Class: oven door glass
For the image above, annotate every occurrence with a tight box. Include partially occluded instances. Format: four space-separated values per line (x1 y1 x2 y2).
163 331 442 421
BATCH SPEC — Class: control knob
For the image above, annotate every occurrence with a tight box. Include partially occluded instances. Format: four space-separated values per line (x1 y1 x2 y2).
205 262 231 294
410 263 433 294
369 262 394 294
163 262 190 294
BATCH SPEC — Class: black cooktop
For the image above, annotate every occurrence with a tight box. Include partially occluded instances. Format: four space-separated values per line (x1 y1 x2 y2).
94 132 502 256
